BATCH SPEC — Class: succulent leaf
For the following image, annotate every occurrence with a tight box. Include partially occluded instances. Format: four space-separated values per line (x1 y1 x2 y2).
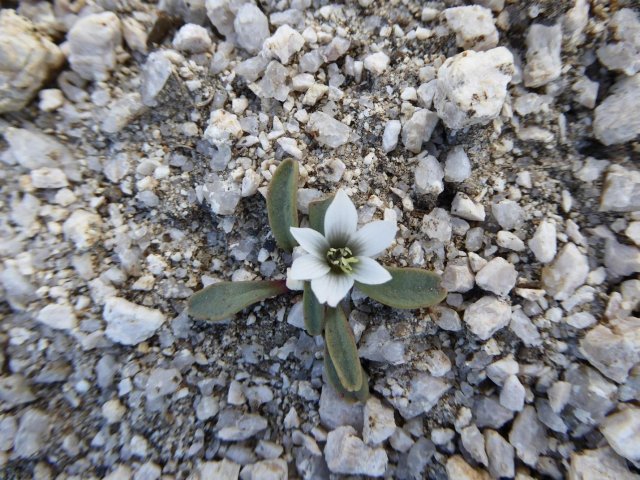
188 280 288 322
303 282 325 336
324 306 363 392
356 267 447 309
324 346 370 403
267 159 299 252
308 194 334 235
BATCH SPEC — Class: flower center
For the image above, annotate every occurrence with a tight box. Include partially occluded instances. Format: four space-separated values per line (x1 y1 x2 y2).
326 247 358 274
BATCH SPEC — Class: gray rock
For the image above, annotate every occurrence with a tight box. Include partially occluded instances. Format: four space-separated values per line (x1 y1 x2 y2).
0 416 17 452
140 51 174 107
414 154 444 196
441 263 475 293
491 200 523 230
241 459 288 480
600 407 640 462
359 326 405 365
36 303 77 330
461 425 488 466
422 208 452 242
500 375 525 411
363 397 396 445
596 9 640 76
13 409 52 458
594 74 640 145
134 462 161 480
402 109 439 153
535 399 567 434
569 447 639 480
0 10 64 113
445 455 491 480
475 257 517 297
474 395 514 429
523 24 562 87
403 437 436 479
68 12 122 81
486 357 519 386
324 426 388 476
198 459 241 479
0 375 36 411
444 5 498 51
319 384 364 432
463 296 511 340
509 406 547 467
307 112 352 148
541 243 589 300
1 127 75 173
566 365 616 426
547 381 571 413
433 306 463 331
218 413 268 441
389 373 450 419
101 93 145 133
484 430 514 479
605 238 640 277
600 165 640 212
434 47 514 129
509 309 542 347
103 297 166 345
146 368 182 401
233 4 269 54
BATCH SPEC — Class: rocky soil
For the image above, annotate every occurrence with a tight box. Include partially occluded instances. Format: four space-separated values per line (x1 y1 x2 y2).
1 0 640 478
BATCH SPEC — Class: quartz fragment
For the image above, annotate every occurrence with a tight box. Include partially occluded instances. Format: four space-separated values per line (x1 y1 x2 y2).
444 6 499 51
444 146 471 182
463 296 511 340
541 243 589 300
68 12 122 81
452 193 485 221
140 51 174 107
388 373 450 419
63 210 103 250
262 25 305 65
324 426 388 476
14 409 51 459
218 414 268 441
36 303 77 330
402 110 439 154
233 3 269 54
363 397 396 446
414 154 444 196
593 74 640 145
491 200 523 230
445 455 491 480
528 220 557 263
596 9 640 76
523 24 562 87
569 447 639 480
600 165 640 212
484 430 514 479
434 47 514 129
382 120 402 153
461 425 488 466
364 52 390 75
307 112 352 148
172 23 212 53
500 375 525 411
600 408 640 462
103 297 166 345
475 257 517 297
509 406 547 467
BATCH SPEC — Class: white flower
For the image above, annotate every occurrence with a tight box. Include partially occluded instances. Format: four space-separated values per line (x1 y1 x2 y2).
288 190 397 307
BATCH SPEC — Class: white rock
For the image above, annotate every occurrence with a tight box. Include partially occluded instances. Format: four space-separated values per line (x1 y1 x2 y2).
445 455 490 480
319 384 364 431
463 296 511 340
13 409 51 459
196 396 220 421
324 426 388 476
134 462 160 480
594 74 640 146
600 408 640 462
204 109 243 147
500 375 525 411
0 376 35 410
359 326 405 365
402 110 439 154
205 0 244 37
101 93 145 134
572 77 599 109
0 11 64 113
433 306 463 331
510 309 542 347
140 51 174 107
600 164 640 212
563 0 590 46
569 447 639 480
523 23 562 87
363 397 396 446
68 12 122 81
451 193 485 221
36 303 77 330
198 460 240 479
0 417 17 451
103 297 166 345
484 430 514 479
364 52 390 75
461 425 488 466
596 9 640 76
307 112 352 148
233 3 269 54
444 146 471 182
497 231 525 251
441 263 475 293
255 60 290 101
444 5 499 50
262 25 304 65
434 47 514 129
63 210 103 250
487 357 519 386
31 167 68 189
382 120 402 153
541 243 589 300
38 89 64 112
528 220 557 263
218 414 268 441
302 83 328 106
491 199 523 230
509 406 547 467
389 373 450 419
1 127 74 172
242 459 287 480
102 399 126 424
172 24 212 53
475 257 517 297
414 154 444 196
417 81 437 108
422 208 452 242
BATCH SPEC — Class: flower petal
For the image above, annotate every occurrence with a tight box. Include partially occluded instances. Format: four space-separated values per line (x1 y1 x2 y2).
324 190 358 246
351 257 392 284
311 272 354 307
289 255 331 280
348 220 397 257
290 227 329 258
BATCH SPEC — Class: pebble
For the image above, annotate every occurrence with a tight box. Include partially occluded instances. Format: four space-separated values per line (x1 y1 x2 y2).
475 257 517 297
389 373 450 419
103 297 166 345
569 447 639 480
572 77 599 109
390 428 414 453
593 74 640 145
262 25 305 65
204 109 244 147
414 154 444 196
484 430 514 479
364 52 390 75
497 231 525 251
566 311 596 329
422 208 452 242
528 220 557 263
319 385 364 431
172 24 212 53
359 326 405 365
218 414 268 442
600 165 640 212
36 303 77 330
432 306 463 331
324 426 388 476
596 9 640 76
486 356 519 386
241 459 288 480
444 5 499 50
146 368 182 401
68 12 122 81
445 455 491 480
2 127 74 172
233 4 269 54
402 110 439 154
198 460 240 479
382 120 401 153
0 11 64 113
600 407 640 462
13 409 51 458
306 112 352 148
363 397 396 446
102 399 126 424
403 437 435 478
461 425 488 466
451 193 485 221
434 47 514 129
441 263 475 293
444 146 472 182
541 243 589 300
63 210 103 250
463 296 511 340
509 406 547 467
0 375 36 410
491 199 523 230
499 374 525 411
140 51 173 107
509 309 542 347
0 417 17 451
133 462 160 480
523 23 562 87
474 396 514 429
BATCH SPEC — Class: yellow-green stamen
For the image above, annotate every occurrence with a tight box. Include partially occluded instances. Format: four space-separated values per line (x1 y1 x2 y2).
326 247 359 274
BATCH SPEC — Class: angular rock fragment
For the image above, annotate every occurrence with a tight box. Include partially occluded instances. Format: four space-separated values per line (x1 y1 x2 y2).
600 165 640 212
414 154 444 196
233 3 269 54
528 220 557 263
307 112 352 148
484 430 514 479
594 74 640 145
363 397 396 446
402 109 439 154
444 146 471 182
140 51 174 107
444 5 498 51
263 25 305 65
382 120 402 153
475 257 517 297
388 373 450 419
451 193 485 221
13 409 52 459
434 47 514 129
596 9 640 76
103 297 166 345
569 447 639 480
541 243 589 300
463 296 511 340
68 12 122 81
172 23 212 53
600 407 640 462
523 24 562 87
364 52 390 75
509 406 547 467
445 455 491 480
324 426 388 476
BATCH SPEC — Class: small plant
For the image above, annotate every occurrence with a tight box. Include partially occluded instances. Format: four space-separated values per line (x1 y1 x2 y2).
188 159 446 402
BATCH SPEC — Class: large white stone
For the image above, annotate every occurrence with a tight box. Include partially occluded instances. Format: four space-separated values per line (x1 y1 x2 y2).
364 52 390 75
0 11 64 113
444 146 471 182
324 426 388 476
204 109 243 146
541 243 589 300
172 23 212 53
600 408 640 462
528 220 557 263
594 74 640 146
402 109 439 153
307 112 352 148
262 25 305 65
463 296 511 340
444 5 498 51
233 3 269 54
363 397 396 446
414 154 444 196
475 257 517 297
523 23 562 87
452 193 485 221
600 164 640 212
596 9 640 76
63 210 103 250
68 12 122 81
434 47 514 129
36 303 77 331
103 297 166 345
569 447 639 480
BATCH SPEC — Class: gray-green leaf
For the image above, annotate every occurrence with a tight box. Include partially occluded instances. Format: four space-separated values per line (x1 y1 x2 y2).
324 306 363 392
308 194 334 235
267 159 299 252
303 282 325 336
324 346 370 403
188 281 288 322
356 267 446 309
